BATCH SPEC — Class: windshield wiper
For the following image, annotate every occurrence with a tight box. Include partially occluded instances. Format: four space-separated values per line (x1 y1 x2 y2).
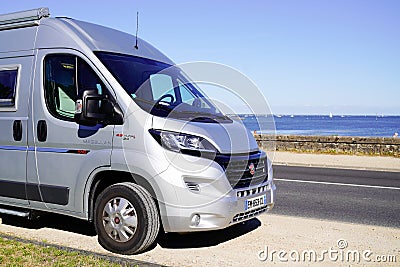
176 111 229 121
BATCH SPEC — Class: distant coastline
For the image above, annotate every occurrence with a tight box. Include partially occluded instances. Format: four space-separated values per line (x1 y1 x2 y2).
233 114 400 138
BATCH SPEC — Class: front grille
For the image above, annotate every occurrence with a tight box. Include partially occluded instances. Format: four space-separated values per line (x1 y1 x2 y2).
232 206 269 223
223 157 268 189
214 151 269 189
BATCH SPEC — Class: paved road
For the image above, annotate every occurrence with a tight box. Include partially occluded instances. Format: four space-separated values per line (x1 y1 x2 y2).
271 165 400 227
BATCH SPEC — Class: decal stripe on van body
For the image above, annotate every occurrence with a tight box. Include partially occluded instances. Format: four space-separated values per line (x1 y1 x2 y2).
0 146 89 154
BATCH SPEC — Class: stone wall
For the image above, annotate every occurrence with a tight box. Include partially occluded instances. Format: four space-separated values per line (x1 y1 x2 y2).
254 135 400 157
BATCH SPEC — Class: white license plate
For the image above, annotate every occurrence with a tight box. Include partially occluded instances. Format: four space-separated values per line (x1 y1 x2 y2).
245 194 267 211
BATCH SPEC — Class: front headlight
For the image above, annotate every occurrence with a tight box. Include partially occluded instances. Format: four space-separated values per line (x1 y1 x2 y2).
149 129 218 158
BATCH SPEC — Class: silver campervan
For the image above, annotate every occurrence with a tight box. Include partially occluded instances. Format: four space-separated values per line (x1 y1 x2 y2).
0 7 275 254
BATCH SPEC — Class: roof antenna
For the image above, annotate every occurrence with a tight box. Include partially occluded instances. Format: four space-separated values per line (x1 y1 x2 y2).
134 12 139 49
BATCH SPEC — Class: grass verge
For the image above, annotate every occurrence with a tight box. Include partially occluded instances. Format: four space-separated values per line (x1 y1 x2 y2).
0 234 142 267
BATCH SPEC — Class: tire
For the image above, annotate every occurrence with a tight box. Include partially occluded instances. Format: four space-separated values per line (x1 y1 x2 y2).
94 182 160 254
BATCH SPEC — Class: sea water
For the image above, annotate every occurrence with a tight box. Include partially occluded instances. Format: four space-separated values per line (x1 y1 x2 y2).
240 115 400 137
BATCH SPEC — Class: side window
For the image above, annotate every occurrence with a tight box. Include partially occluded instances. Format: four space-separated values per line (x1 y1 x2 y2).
44 54 106 120
44 55 76 118
150 74 175 102
0 67 18 108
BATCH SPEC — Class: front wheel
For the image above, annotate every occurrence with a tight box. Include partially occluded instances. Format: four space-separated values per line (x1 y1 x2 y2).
94 182 160 254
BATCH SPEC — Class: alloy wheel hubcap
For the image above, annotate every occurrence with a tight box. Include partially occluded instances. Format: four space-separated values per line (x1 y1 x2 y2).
102 197 137 242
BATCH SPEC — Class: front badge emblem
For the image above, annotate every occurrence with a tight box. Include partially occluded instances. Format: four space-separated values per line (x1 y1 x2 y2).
249 163 256 175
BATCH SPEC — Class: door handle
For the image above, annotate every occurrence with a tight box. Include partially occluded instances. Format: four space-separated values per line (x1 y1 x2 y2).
13 120 23 141
37 120 47 142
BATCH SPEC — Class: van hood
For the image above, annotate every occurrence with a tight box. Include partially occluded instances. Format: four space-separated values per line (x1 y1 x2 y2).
152 116 259 154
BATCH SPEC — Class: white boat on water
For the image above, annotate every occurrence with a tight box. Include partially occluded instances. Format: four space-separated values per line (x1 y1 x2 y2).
329 112 333 118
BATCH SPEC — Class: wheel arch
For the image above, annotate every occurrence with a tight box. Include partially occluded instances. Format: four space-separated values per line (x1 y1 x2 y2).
87 170 161 222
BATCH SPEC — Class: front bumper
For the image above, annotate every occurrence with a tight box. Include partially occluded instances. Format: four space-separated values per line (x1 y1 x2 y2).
156 152 276 232
162 182 275 232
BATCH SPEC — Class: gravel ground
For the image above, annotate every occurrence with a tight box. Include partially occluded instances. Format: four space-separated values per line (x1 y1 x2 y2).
0 213 399 266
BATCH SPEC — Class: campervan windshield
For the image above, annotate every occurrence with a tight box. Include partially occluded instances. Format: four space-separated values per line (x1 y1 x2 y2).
96 52 231 123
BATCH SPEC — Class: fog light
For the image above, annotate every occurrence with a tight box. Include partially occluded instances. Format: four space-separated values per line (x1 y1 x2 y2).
191 214 201 226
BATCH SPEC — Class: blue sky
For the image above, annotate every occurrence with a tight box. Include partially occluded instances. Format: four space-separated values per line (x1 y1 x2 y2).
3 1 400 115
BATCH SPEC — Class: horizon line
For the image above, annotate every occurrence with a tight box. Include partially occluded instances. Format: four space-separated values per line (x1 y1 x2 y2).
228 113 400 116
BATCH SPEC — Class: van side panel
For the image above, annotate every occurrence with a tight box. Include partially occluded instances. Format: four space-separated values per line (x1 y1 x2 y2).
0 55 34 207
0 27 36 54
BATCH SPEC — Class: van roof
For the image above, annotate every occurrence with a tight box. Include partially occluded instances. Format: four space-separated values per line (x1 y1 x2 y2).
0 7 174 65
54 18 174 65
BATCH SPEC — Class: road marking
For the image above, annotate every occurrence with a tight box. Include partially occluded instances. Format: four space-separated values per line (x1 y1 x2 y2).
275 178 400 190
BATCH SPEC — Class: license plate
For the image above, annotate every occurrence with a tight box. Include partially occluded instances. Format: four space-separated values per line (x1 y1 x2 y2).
245 194 267 211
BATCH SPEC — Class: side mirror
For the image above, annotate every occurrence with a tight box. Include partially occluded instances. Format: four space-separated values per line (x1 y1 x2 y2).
74 90 123 126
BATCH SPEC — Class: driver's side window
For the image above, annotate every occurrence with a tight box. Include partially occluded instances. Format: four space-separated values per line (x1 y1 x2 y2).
44 54 106 121
149 74 175 102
